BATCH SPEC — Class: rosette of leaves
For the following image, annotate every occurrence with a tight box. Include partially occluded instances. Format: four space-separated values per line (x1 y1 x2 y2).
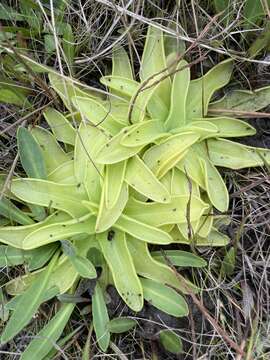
0 113 207 357
0 25 270 358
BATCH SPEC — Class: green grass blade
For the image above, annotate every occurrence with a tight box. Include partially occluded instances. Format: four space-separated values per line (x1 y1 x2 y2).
1 252 59 344
92 283 110 352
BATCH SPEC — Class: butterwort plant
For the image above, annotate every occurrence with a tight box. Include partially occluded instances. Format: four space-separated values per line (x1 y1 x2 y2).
0 25 270 358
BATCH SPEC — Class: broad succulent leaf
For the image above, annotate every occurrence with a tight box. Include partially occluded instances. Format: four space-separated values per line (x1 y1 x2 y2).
97 230 143 311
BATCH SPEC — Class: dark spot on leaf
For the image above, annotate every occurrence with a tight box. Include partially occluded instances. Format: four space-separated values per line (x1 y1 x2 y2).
77 183 81 188
172 208 176 212
107 230 115 241
49 234 53 237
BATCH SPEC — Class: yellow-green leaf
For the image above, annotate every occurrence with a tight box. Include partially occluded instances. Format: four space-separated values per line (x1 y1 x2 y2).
115 214 173 244
198 117 256 138
127 237 195 294
199 157 229 212
95 182 128 233
165 60 190 130
121 120 167 147
125 156 170 203
97 230 143 311
143 132 200 178
31 126 70 173
207 138 264 169
140 25 171 110
11 179 88 218
124 196 208 226
186 59 233 119
72 96 124 135
43 108 76 145
95 129 143 164
105 160 126 209
112 46 133 80
23 214 96 250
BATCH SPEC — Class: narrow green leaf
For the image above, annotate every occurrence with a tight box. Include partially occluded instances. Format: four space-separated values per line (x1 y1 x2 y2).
1 252 59 344
197 117 256 137
21 302 75 360
115 214 173 245
112 46 133 80
95 182 128 233
199 157 229 212
0 212 69 249
108 317 136 334
151 250 207 268
17 126 47 220
73 123 105 202
23 214 95 249
140 25 171 110
176 146 206 189
48 72 100 111
165 60 190 130
0 245 29 267
0 197 34 225
31 126 70 173
124 196 208 227
105 160 126 209
63 23 75 72
92 283 110 352
141 278 188 317
159 330 183 354
97 230 143 311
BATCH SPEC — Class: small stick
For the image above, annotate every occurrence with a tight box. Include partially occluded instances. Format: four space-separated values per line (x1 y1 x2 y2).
161 251 245 356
